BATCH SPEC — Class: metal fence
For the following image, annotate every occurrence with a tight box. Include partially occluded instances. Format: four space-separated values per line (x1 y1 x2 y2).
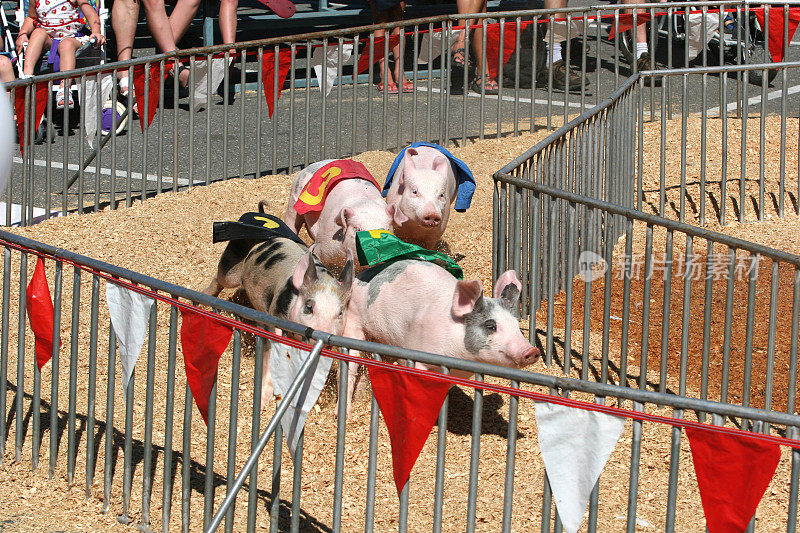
5 1 800 226
494 62 800 425
2 228 800 533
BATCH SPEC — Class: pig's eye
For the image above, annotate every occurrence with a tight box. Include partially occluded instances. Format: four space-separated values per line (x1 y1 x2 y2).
303 300 314 314
411 188 419 196
483 320 497 333
439 193 445 200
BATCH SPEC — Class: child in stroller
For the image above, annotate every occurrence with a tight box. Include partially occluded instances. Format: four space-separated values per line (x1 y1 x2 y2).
14 0 104 107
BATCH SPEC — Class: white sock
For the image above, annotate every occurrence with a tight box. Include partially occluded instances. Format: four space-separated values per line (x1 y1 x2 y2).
635 42 648 59
547 41 562 65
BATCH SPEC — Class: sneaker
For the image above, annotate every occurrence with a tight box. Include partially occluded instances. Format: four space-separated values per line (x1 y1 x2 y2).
537 59 586 92
635 52 662 86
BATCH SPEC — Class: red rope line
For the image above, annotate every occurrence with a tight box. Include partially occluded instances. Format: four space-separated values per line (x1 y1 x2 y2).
5 238 799 448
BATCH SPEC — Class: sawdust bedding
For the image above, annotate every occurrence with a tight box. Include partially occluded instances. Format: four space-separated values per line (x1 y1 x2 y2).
0 116 798 532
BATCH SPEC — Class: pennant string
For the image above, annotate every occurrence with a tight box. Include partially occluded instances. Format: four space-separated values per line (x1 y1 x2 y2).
4 239 799 448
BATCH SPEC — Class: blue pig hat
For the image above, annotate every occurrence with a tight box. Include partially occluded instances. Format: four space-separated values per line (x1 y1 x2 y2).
382 142 476 212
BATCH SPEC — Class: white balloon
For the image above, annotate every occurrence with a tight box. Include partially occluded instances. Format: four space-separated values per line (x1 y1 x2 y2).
0 81 13 197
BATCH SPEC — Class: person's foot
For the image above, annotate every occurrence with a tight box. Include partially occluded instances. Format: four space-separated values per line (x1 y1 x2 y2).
636 52 662 86
452 47 468 67
376 82 399 94
470 74 499 95
537 59 586 92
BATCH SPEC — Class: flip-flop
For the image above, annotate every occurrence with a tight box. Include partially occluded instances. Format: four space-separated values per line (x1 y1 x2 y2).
376 82 399 94
400 79 414 93
255 0 296 18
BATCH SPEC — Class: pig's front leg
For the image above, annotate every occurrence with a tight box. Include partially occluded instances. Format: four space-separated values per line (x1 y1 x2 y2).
260 335 276 407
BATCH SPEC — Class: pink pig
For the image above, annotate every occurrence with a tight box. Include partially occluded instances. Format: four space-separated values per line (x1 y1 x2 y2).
285 159 407 272
342 260 540 416
384 146 458 250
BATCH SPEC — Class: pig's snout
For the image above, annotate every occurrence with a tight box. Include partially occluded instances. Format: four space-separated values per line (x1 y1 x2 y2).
422 213 442 226
515 346 540 367
420 204 442 227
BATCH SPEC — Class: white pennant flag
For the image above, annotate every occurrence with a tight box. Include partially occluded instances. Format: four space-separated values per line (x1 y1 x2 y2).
270 341 333 456
685 12 720 61
81 73 114 147
106 283 155 388
418 28 464 64
535 402 625 533
193 56 233 111
311 43 353 96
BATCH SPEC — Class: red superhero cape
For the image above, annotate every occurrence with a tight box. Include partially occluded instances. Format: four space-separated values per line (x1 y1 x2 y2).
294 159 380 216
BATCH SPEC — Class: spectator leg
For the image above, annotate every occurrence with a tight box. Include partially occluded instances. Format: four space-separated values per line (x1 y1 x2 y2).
167 0 202 44
112 0 140 95
22 28 51 76
621 0 648 57
543 0 568 65
56 37 81 104
0 56 15 84
140 0 180 54
454 0 490 81
219 0 238 45
370 4 393 88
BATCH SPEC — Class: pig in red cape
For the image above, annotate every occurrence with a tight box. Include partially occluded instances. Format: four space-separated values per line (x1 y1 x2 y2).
383 142 476 250
342 260 539 417
285 159 408 272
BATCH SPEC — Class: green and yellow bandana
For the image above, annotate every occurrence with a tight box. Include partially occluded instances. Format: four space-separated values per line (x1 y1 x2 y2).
355 230 463 279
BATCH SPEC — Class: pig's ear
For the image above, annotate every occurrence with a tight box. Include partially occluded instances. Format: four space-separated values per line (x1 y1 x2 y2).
452 279 484 318
494 270 522 311
403 149 418 178
334 207 355 229
387 203 409 227
432 155 449 176
292 250 317 290
339 258 354 294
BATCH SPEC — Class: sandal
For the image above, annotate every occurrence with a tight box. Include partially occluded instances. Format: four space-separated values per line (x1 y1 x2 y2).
452 47 468 67
400 79 414 93
55 88 74 109
470 75 499 95
376 82 399 94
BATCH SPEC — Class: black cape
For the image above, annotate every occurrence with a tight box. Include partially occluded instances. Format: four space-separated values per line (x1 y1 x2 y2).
212 212 307 247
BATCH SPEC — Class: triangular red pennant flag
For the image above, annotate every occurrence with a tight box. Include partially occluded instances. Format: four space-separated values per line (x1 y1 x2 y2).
607 12 653 40
132 62 172 132
753 7 800 63
356 34 402 75
26 257 60 370
368 365 451 494
179 307 233 424
13 82 49 154
485 23 519 82
687 427 781 533
262 48 293 118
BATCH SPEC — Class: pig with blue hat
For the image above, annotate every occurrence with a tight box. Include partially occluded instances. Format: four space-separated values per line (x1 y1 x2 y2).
383 142 475 250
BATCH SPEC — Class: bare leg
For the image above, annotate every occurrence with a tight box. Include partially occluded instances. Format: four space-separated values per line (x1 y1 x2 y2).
453 0 492 85
112 0 140 62
621 0 648 55
370 3 397 88
22 28 51 76
56 37 82 104
140 0 179 53
167 0 202 43
0 56 14 84
219 0 238 45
